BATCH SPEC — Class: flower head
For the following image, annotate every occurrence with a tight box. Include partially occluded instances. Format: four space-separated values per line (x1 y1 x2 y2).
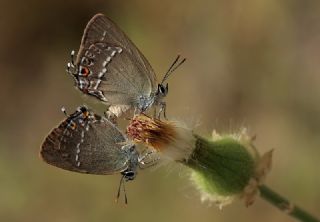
127 114 195 161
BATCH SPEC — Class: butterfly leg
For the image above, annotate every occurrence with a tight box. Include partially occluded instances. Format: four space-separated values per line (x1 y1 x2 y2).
157 102 167 120
139 148 154 160
153 106 157 119
115 175 128 204
139 156 160 169
138 149 160 169
133 107 137 115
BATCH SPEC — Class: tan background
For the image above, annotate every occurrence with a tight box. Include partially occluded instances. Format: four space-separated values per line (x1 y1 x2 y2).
0 0 319 221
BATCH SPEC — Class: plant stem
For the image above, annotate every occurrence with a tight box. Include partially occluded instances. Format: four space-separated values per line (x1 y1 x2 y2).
259 185 319 222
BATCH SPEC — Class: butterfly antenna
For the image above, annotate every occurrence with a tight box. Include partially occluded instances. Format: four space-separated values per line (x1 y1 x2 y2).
115 175 125 203
161 55 186 84
161 55 180 84
61 107 69 117
70 50 75 67
167 57 186 75
67 50 76 74
122 180 128 205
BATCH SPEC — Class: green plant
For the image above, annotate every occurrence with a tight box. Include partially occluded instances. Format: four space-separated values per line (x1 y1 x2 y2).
127 114 319 222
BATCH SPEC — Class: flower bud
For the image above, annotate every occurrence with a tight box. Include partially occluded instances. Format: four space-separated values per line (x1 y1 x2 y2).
126 115 272 208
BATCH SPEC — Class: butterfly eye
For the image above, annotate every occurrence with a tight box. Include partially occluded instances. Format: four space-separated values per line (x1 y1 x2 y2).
70 122 77 130
79 107 90 119
158 84 167 95
80 67 90 76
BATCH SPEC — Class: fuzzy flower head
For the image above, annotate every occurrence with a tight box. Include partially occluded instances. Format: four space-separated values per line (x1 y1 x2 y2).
127 114 273 208
126 114 195 161
126 115 176 150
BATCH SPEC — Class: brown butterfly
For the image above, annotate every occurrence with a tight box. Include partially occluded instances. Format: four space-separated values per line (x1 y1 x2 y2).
67 14 185 118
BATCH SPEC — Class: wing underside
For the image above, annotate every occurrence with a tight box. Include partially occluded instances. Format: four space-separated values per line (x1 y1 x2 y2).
73 14 157 109
40 108 130 175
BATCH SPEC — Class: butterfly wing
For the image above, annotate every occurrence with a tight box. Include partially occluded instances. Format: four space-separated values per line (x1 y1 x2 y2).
40 107 131 175
73 14 157 112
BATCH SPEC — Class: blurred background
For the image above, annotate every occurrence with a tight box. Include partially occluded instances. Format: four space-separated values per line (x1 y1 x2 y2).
1 0 320 221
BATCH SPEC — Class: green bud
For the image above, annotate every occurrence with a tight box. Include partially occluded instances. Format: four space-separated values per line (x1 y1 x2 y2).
182 130 272 207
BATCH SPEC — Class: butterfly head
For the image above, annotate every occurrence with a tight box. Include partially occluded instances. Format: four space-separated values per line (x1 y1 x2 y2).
156 83 169 98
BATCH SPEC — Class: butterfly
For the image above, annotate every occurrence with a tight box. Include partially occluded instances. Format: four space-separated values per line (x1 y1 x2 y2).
66 13 185 119
40 106 158 203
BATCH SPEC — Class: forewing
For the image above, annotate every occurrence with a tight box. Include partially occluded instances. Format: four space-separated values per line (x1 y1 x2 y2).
40 107 129 175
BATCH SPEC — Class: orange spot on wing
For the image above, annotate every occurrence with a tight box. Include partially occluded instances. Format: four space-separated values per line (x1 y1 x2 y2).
80 67 90 76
